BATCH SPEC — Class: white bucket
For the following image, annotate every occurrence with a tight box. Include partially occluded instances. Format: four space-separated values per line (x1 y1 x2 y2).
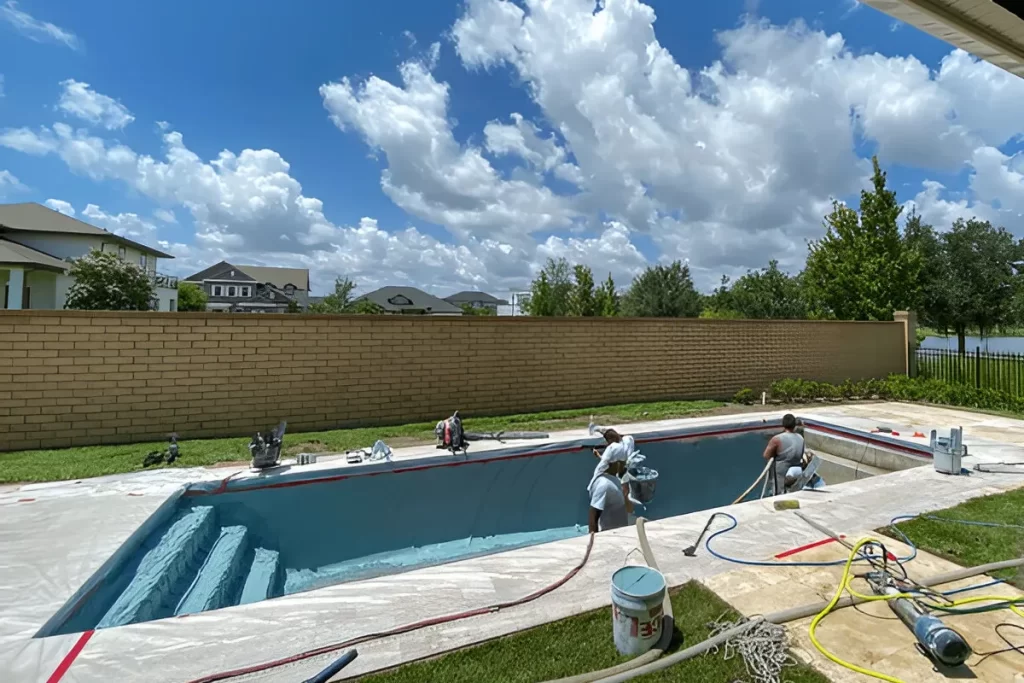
610 565 667 656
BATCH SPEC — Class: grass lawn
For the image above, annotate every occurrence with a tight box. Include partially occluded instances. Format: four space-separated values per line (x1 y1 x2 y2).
0 399 722 484
882 487 1024 588
357 581 828 683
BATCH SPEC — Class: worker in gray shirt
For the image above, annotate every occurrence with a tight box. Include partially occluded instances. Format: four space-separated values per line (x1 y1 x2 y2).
762 413 804 496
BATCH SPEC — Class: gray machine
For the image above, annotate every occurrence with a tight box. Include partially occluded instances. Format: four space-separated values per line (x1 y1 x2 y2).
249 421 287 470
930 427 967 475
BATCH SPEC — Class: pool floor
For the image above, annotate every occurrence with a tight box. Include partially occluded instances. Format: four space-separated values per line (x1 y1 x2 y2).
47 429 774 635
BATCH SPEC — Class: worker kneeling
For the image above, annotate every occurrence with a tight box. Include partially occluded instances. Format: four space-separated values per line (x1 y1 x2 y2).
588 428 634 533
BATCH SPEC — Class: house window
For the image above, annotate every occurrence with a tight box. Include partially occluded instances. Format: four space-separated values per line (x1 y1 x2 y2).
228 286 237 297
240 286 250 297
140 254 148 270
169 299 177 312
118 246 127 259
213 285 223 296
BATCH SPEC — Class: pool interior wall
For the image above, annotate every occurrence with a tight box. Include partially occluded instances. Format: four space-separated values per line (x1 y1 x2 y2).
49 428 783 635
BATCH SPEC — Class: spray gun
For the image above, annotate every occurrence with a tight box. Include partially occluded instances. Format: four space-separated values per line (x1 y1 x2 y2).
865 572 971 667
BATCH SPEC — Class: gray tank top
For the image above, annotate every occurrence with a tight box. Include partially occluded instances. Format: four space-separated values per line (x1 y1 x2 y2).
773 431 805 485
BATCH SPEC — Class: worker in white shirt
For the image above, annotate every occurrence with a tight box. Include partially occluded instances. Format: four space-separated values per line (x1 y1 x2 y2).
588 428 634 532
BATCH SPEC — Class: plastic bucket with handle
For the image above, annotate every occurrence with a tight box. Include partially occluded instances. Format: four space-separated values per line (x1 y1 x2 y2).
610 565 667 656
627 467 658 504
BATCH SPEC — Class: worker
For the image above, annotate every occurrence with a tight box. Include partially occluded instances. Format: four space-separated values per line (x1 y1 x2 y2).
762 414 804 496
588 428 634 532
785 423 826 491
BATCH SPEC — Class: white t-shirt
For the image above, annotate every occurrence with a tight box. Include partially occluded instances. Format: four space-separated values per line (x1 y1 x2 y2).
589 474 628 531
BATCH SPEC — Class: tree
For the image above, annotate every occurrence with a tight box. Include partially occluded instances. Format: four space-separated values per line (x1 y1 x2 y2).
701 275 739 318
594 273 620 317
568 265 598 316
308 277 357 314
939 219 1020 353
727 260 807 319
524 258 573 316
286 299 301 313
621 261 702 317
65 249 155 311
176 282 208 312
460 302 496 316
902 211 948 331
803 157 922 321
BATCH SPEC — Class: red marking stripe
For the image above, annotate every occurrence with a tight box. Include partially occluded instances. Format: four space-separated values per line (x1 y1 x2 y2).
46 630 94 683
774 535 846 559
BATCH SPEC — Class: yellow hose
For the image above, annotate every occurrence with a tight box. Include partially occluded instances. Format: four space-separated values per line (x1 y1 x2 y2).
809 537 1024 682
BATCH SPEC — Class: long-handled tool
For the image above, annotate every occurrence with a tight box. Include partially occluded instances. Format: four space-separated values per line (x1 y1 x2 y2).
682 512 730 556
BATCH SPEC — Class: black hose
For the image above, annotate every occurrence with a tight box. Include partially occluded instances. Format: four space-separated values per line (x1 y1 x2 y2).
302 649 358 683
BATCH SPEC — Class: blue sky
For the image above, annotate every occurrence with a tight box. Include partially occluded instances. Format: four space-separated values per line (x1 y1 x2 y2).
2 0 1023 296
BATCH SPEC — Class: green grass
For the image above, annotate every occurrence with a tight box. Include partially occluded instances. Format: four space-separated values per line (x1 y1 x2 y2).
881 487 1024 588
0 400 722 484
357 581 828 683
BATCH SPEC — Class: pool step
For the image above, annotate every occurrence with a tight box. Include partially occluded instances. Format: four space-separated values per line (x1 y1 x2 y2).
175 525 250 616
97 506 217 628
239 548 282 605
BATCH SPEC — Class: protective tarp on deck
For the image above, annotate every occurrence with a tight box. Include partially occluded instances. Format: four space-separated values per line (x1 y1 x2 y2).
2 407 1023 683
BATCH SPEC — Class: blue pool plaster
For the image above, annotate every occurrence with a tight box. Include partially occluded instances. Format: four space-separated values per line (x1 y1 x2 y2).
47 427 774 633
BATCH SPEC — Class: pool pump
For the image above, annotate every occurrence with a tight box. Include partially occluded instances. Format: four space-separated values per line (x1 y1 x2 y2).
249 421 287 470
866 572 971 667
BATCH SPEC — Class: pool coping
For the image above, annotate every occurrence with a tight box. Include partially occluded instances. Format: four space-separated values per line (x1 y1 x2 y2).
4 403 1024 682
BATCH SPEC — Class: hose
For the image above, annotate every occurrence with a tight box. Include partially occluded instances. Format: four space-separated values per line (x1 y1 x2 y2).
592 554 1024 683
731 459 772 505
704 512 918 567
541 518 674 683
186 533 596 683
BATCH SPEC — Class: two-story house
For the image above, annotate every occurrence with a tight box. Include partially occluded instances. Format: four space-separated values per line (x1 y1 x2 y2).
0 202 178 311
182 261 310 312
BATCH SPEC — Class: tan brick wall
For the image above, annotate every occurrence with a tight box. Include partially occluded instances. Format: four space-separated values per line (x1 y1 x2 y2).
0 310 907 451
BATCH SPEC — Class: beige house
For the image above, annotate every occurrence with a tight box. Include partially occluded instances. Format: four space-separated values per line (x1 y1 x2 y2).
0 203 177 311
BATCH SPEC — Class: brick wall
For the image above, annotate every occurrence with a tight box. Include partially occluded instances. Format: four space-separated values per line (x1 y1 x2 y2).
0 311 908 451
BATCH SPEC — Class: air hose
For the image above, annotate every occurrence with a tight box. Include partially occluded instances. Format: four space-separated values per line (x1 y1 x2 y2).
588 555 1024 683
541 517 674 683
731 459 772 505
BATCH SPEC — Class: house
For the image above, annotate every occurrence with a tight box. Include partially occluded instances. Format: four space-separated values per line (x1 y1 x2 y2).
182 261 310 313
358 286 464 315
443 290 510 314
0 202 177 311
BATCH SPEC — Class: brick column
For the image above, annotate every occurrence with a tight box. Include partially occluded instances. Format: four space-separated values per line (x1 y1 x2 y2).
893 310 918 377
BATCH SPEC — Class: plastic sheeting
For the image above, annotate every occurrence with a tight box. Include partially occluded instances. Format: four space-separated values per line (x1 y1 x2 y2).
2 410 1024 682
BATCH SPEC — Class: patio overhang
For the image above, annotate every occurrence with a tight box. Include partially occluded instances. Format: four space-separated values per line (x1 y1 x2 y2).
861 0 1024 78
0 238 70 273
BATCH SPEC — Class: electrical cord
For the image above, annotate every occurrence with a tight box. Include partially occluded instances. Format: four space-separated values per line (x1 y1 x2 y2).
971 623 1024 664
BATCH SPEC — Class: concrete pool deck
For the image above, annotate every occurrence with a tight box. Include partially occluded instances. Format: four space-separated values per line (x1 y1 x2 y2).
2 402 1024 682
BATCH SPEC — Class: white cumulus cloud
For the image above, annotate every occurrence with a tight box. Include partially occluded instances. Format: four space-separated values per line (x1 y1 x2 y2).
43 198 75 215
57 80 135 130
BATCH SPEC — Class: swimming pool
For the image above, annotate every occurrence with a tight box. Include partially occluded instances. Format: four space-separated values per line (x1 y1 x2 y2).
42 422 788 635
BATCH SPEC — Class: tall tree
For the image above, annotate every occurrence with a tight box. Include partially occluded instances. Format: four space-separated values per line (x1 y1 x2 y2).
902 211 949 331
940 218 1020 352
568 264 598 316
728 260 807 319
621 261 702 317
308 277 383 314
594 273 620 317
65 249 156 311
176 282 208 312
524 258 573 316
701 275 738 318
803 157 922 320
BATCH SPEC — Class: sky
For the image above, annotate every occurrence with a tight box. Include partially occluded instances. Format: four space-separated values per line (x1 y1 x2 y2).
1 0 1023 299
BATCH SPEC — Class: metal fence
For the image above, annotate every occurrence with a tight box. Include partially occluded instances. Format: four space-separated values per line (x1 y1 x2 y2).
917 347 1024 396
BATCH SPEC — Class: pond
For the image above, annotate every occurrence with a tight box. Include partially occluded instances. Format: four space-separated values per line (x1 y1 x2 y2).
920 335 1024 354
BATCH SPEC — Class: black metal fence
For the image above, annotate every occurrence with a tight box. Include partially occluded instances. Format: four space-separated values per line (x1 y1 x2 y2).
917 347 1024 396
